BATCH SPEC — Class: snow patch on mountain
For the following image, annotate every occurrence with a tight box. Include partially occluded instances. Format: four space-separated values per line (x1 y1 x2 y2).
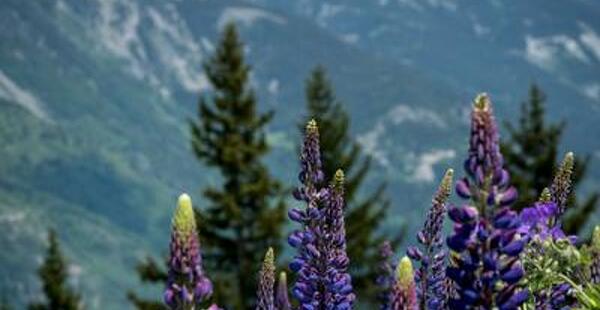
358 105 446 167
217 7 286 29
0 70 49 120
147 7 209 92
579 23 600 62
523 34 589 71
96 0 147 79
340 33 360 44
582 83 600 100
407 149 456 183
267 79 279 95
388 104 446 128
316 3 345 26
397 0 457 11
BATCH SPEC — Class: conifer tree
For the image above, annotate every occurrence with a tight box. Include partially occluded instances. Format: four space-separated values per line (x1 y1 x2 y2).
189 23 286 308
501 84 598 234
29 229 81 310
300 66 402 304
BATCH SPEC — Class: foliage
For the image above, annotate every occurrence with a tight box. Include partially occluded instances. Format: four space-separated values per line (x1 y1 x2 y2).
189 22 287 309
28 229 81 310
301 66 401 304
577 283 600 309
501 84 599 234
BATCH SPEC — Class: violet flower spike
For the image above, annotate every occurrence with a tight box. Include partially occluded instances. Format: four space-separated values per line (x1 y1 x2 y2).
377 241 395 310
256 247 275 310
389 256 418 310
590 226 600 284
446 94 528 309
456 93 516 218
275 272 291 310
164 194 213 310
407 169 453 310
323 169 355 309
550 152 574 222
288 120 354 309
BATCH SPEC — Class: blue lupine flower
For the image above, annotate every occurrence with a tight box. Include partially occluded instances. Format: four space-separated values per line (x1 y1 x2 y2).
407 169 453 310
446 94 528 309
550 152 574 221
377 241 395 310
288 120 354 309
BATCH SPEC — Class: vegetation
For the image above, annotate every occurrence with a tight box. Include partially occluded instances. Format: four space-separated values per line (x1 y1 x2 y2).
28 230 81 310
502 84 599 234
301 66 402 304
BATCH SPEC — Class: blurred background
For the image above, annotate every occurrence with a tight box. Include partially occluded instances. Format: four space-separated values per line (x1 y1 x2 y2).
1 0 600 309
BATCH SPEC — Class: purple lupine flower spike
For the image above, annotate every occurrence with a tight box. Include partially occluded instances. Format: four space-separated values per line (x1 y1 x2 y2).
590 226 600 284
377 241 395 310
457 93 517 217
275 272 291 310
407 169 453 310
389 256 418 310
164 194 213 310
323 169 355 308
288 119 327 307
550 152 574 222
288 120 354 309
256 247 275 310
446 94 528 309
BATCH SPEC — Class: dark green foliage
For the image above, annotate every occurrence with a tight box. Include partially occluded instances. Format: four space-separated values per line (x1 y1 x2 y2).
127 257 167 310
190 23 287 309
0 299 12 310
28 229 81 310
501 84 599 234
300 66 402 304
127 293 166 310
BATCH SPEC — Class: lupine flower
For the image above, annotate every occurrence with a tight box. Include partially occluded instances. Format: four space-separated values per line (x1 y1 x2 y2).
164 194 213 310
446 94 528 309
256 247 275 310
407 169 453 310
550 152 574 220
455 94 517 216
275 272 291 310
288 119 327 307
323 169 355 308
377 241 395 310
288 120 354 309
389 256 418 310
533 283 573 310
518 201 570 242
590 226 600 284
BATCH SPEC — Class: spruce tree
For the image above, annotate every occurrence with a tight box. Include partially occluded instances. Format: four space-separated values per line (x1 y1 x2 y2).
300 66 402 304
189 23 286 308
29 229 81 310
501 84 598 234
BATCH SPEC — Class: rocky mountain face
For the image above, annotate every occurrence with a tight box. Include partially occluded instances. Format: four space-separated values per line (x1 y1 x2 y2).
0 0 598 308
